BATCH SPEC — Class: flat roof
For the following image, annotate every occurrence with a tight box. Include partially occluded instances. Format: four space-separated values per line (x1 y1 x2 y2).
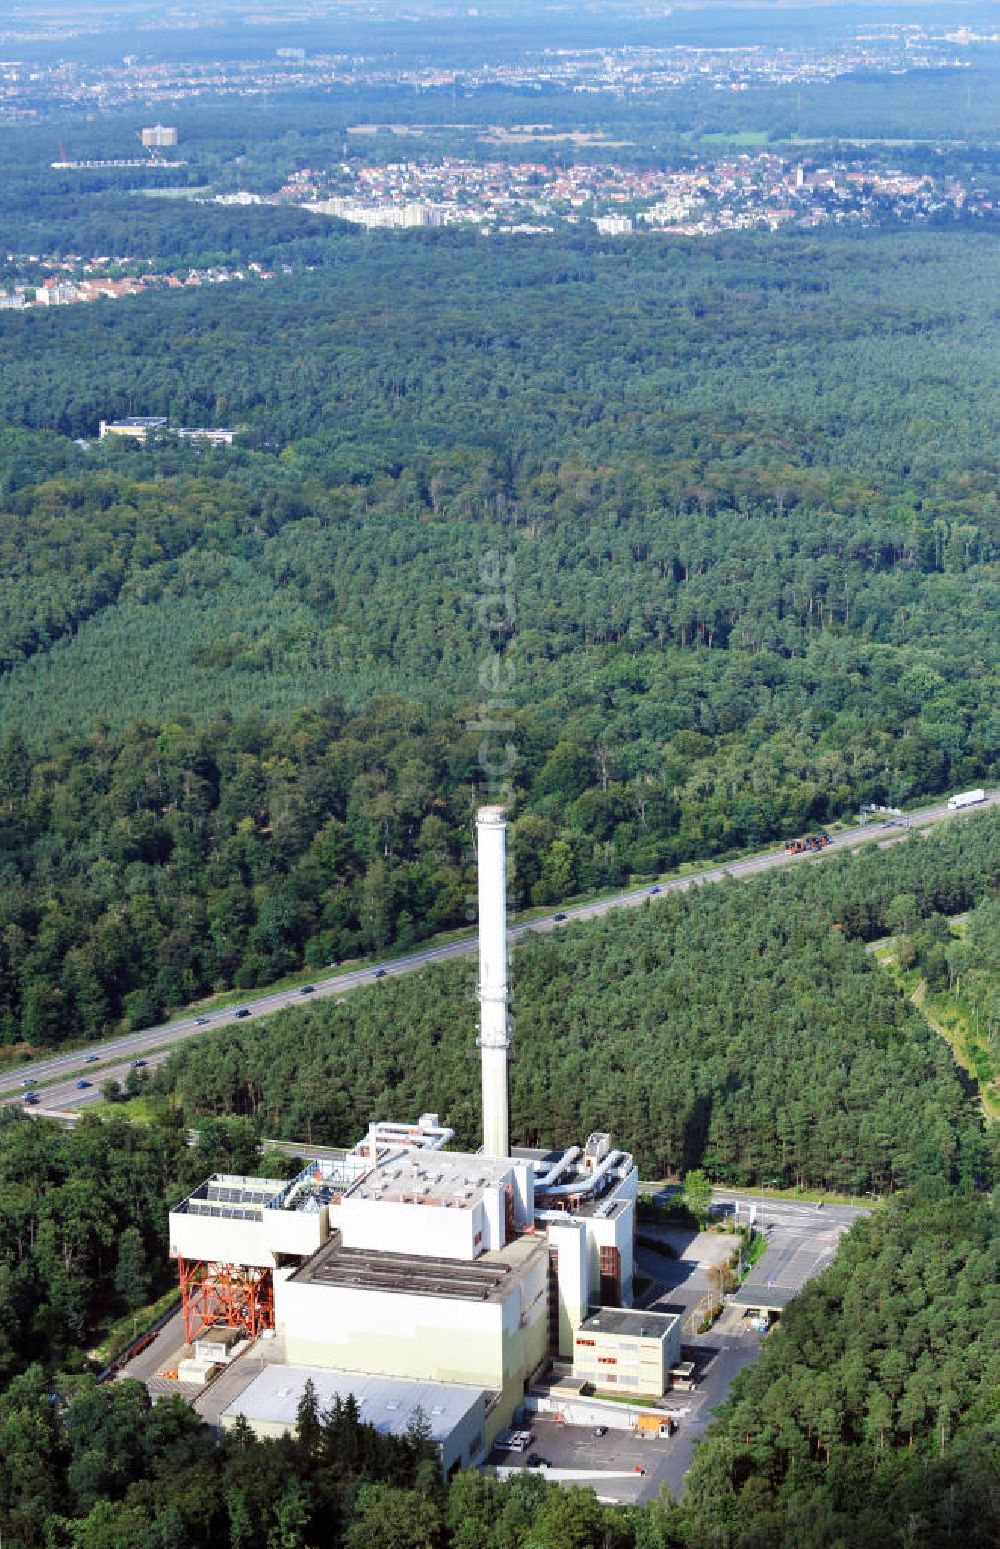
221 1364 485 1442
172 1173 282 1222
175 1164 362 1222
577 1308 680 1340
348 1151 518 1211
291 1231 543 1302
196 1326 242 1348
730 1284 796 1312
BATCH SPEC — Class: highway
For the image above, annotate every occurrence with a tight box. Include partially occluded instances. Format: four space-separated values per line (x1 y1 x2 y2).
3 790 995 1116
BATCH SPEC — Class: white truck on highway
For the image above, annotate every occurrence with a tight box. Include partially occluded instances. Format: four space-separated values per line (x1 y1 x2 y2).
946 789 986 812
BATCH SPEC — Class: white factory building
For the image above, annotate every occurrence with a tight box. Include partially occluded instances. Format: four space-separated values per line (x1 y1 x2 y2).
167 808 677 1465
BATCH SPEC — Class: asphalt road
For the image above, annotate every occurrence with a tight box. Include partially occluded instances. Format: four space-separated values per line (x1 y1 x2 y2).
635 1191 868 1500
3 791 995 1115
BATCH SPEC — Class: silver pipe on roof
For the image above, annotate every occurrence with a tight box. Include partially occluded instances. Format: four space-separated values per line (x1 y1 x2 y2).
534 1146 581 1188
536 1151 627 1200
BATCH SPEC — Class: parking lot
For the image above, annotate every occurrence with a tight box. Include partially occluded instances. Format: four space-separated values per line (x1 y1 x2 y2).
491 1414 677 1506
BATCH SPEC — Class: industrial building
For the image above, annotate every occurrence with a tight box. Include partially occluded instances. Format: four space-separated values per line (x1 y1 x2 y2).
99 418 236 445
99 416 167 441
166 808 677 1462
573 1308 681 1396
141 124 178 148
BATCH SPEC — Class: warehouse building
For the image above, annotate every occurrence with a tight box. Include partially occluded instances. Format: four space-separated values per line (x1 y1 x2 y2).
220 1367 487 1473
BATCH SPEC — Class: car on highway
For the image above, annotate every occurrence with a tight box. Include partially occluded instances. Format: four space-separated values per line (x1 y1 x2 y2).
20 1077 32 1087
649 885 661 894
373 968 387 979
84 1053 99 1063
234 1008 251 1019
22 1091 39 1105
299 984 316 995
132 1058 147 1068
195 1016 210 1026
75 1079 91 1090
553 912 567 922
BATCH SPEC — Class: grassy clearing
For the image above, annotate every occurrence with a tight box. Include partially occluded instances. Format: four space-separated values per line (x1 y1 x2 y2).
89 1092 180 1126
695 130 770 147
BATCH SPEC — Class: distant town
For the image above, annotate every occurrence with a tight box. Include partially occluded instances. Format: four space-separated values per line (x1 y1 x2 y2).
289 150 987 236
0 24 994 120
1 145 989 315
0 257 282 312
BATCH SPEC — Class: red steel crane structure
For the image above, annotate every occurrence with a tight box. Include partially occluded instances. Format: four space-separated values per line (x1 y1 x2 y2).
177 1258 275 1344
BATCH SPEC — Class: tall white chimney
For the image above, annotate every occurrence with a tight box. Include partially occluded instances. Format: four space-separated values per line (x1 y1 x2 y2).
477 806 511 1157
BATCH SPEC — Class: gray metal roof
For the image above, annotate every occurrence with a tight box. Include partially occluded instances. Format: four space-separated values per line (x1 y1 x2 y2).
220 1364 486 1443
578 1307 680 1340
291 1240 513 1301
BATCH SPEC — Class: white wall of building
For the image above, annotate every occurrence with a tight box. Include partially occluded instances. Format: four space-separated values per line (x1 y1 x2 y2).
168 1209 276 1270
274 1238 548 1437
331 1195 483 1260
547 1219 588 1356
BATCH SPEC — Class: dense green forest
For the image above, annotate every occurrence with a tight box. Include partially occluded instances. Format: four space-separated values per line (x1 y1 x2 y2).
0 225 996 1052
683 1188 998 1549
151 813 998 1190
0 1108 285 1385
1 1189 994 1549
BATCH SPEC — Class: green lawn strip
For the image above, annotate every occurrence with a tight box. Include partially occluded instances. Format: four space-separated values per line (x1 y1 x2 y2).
741 1229 768 1274
90 1286 181 1367
913 982 999 1123
875 934 997 1122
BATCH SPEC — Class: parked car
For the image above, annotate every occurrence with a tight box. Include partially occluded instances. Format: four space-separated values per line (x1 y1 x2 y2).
75 1079 91 1090
593 1426 608 1438
526 1454 549 1468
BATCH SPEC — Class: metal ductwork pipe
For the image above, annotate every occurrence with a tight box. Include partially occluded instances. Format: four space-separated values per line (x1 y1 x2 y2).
477 806 511 1157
